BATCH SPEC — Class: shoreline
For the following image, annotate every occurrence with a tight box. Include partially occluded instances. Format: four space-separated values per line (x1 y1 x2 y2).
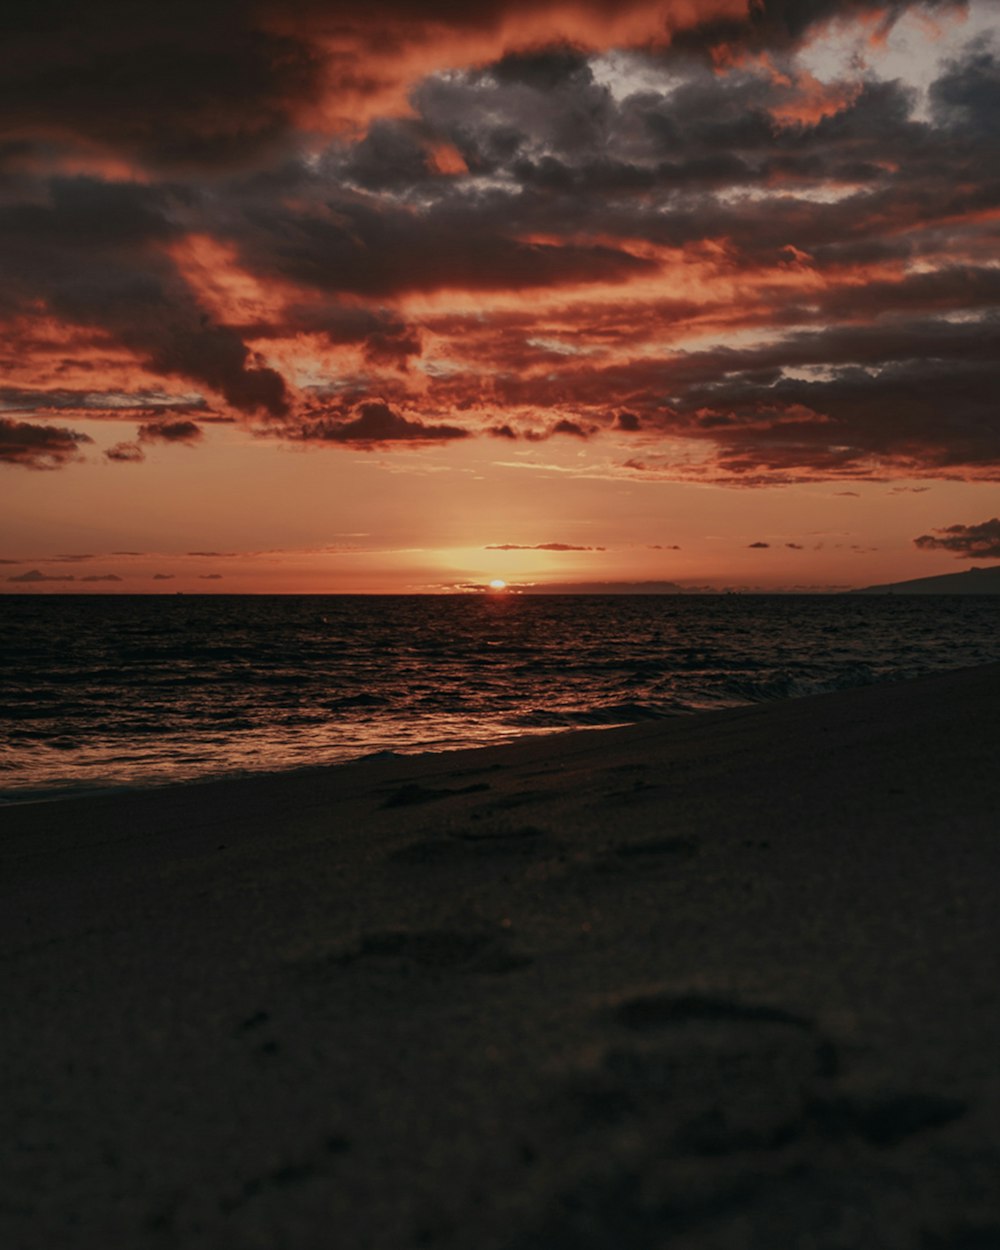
3 663 999 1248
5 656 998 810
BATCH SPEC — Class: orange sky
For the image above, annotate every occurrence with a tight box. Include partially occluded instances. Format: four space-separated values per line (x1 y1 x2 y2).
2 0 999 591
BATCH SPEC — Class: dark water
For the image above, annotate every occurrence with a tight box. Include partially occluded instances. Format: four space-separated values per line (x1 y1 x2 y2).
2 594 998 801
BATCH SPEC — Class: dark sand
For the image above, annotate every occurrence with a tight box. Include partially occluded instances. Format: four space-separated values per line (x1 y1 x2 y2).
2 665 999 1249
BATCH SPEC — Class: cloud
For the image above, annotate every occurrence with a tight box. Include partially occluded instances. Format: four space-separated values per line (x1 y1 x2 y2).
913 517 1000 560
105 442 145 464
0 179 288 419
0 385 210 416
199 573 224 580
138 419 204 445
550 419 594 439
786 542 804 549
7 569 76 582
748 541 771 548
0 4 998 488
0 417 92 469
152 573 175 580
80 573 124 582
485 542 606 551
615 411 642 432
292 399 469 447
6 1 776 178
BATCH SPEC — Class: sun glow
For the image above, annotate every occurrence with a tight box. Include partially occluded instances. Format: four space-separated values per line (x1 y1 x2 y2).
488 579 507 591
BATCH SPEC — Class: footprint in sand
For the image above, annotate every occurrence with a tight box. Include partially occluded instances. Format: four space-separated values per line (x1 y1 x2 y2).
512 992 968 1248
608 990 964 1150
923 1227 1000 1250
380 781 491 809
387 824 549 866
608 836 699 862
333 928 533 975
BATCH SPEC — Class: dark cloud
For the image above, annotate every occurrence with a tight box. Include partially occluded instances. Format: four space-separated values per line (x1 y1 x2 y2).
80 573 123 582
7 569 76 582
251 305 423 369
1 5 998 484
671 0 962 60
232 192 654 300
152 573 175 580
491 45 592 92
0 416 92 469
105 443 145 464
0 177 289 419
292 399 469 447
913 517 1000 559
930 36 1000 136
0 386 211 415
748 541 771 548
138 419 204 445
3 0 942 187
1 3 324 172
786 542 804 549
199 573 224 579
550 419 593 439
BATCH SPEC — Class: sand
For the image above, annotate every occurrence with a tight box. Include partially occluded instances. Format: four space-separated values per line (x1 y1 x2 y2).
1 664 999 1250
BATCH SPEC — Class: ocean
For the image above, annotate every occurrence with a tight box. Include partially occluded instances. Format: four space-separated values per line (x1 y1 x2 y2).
2 593 998 802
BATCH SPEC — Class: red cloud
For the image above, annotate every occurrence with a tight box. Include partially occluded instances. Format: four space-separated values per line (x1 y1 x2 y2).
105 443 145 464
291 399 469 447
1 1 997 491
138 419 205 445
0 417 92 469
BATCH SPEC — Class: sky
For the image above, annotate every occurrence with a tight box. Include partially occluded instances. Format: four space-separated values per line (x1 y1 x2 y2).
2 0 999 593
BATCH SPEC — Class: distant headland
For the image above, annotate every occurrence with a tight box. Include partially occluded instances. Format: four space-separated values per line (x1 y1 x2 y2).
855 565 1000 594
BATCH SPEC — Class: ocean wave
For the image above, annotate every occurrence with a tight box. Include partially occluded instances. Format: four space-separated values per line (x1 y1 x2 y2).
2 594 998 795
509 701 682 728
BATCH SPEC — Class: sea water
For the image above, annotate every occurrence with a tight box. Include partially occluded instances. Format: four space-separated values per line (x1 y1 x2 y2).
2 593 998 801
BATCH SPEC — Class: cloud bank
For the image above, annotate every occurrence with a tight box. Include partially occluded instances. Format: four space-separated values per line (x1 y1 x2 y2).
1 0 997 487
914 517 1000 559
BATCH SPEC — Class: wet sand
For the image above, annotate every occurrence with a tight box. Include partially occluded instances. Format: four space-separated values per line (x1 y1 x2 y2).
2 664 999 1249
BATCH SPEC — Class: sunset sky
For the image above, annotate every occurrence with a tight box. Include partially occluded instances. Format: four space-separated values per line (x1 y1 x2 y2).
2 0 999 592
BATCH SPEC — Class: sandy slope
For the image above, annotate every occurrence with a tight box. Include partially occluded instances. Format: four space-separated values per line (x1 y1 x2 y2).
2 665 999 1249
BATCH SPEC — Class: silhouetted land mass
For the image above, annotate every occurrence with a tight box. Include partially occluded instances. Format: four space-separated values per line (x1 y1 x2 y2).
855 565 1000 594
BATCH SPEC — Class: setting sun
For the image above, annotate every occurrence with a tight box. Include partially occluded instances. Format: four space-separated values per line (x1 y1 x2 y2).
488 579 507 591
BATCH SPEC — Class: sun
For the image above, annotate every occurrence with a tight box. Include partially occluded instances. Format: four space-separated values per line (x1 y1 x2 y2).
488 578 507 591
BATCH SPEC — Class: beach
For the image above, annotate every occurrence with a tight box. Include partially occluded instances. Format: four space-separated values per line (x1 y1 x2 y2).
2 663 999 1249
